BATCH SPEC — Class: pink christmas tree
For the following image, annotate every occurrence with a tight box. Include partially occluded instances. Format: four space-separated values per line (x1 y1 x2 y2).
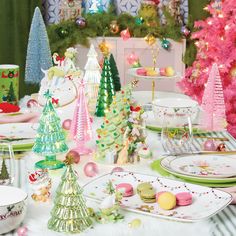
178 0 236 136
200 63 226 131
70 80 93 155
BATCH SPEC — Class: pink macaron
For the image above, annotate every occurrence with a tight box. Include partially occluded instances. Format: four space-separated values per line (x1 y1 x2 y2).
116 183 134 197
159 68 166 76
176 192 193 206
156 191 167 201
136 68 147 76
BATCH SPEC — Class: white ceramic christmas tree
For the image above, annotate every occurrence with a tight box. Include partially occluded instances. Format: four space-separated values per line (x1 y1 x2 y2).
84 44 101 84
84 44 101 112
200 63 227 131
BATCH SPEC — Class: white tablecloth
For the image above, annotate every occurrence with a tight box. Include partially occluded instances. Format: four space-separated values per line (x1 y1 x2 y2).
6 91 236 236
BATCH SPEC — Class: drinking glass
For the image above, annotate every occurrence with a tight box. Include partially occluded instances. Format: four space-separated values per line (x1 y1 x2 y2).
0 141 15 185
161 113 193 154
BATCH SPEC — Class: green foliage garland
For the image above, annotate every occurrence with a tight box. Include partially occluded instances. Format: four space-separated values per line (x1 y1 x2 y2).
47 4 185 55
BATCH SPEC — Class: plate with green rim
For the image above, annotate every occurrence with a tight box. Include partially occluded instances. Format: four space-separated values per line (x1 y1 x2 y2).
151 159 236 187
0 123 37 151
160 156 236 184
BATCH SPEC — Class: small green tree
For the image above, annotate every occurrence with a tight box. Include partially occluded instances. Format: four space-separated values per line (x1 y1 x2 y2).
48 156 92 233
7 81 17 104
0 159 9 180
95 57 115 117
32 90 68 169
109 54 121 92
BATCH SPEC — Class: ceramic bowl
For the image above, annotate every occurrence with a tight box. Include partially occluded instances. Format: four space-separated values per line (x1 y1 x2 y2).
0 186 27 234
152 97 199 125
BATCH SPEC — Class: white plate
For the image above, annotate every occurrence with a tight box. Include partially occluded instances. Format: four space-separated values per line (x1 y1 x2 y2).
160 156 236 183
169 155 236 178
0 123 37 150
127 68 180 80
83 171 232 222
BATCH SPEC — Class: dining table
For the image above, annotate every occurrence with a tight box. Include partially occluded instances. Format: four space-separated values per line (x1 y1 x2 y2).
3 91 236 236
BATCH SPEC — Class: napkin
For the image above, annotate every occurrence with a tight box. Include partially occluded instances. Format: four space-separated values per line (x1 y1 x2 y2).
151 159 236 189
0 112 39 123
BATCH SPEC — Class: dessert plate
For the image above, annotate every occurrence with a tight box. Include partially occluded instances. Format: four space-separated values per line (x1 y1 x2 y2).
127 68 179 80
169 155 236 178
83 171 232 222
160 156 236 183
0 123 37 151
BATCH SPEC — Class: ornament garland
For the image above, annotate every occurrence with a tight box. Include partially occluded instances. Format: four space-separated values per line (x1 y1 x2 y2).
47 4 187 55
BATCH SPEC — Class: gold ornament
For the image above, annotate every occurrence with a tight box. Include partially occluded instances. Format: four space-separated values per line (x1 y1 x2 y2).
99 39 110 56
144 34 156 46
230 66 236 78
110 20 119 34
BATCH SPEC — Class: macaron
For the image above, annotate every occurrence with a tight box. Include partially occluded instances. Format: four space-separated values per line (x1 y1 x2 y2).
159 67 166 76
140 188 156 203
165 66 175 76
158 192 176 210
137 182 153 195
156 191 167 201
116 183 134 197
146 68 158 76
175 192 193 206
136 68 147 76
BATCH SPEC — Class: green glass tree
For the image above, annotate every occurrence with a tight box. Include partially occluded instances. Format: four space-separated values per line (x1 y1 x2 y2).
95 57 115 117
0 159 9 181
109 54 121 92
48 156 93 233
7 81 17 104
32 90 68 170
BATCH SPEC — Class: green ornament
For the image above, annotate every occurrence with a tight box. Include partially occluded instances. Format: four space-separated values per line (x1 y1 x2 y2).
95 57 115 117
32 89 68 170
48 164 93 233
161 39 171 51
57 27 69 38
135 17 144 25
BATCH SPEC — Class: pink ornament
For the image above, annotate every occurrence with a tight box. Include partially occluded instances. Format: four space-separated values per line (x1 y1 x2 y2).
66 150 80 164
27 99 38 108
120 28 131 41
62 119 72 130
84 162 98 177
112 167 124 173
126 53 139 65
203 140 216 151
70 80 93 155
17 226 28 236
